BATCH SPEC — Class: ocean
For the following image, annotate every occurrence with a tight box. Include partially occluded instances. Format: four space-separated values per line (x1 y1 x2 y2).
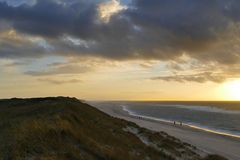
117 101 240 138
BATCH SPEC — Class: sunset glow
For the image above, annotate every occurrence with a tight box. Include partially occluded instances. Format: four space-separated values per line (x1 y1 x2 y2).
1 1 240 160
0 0 240 101
221 80 240 100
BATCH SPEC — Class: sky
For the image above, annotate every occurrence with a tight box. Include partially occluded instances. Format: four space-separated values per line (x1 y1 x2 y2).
0 0 240 100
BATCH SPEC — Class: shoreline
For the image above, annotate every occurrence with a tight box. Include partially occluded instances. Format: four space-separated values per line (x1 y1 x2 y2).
121 105 240 139
90 102 240 160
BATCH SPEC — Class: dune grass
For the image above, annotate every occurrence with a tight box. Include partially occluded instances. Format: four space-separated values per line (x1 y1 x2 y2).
0 97 227 160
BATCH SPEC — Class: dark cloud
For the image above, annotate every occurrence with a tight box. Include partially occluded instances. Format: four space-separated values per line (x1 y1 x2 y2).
151 72 226 83
0 0 240 60
1 0 240 82
0 0 99 38
0 36 49 58
0 0 36 6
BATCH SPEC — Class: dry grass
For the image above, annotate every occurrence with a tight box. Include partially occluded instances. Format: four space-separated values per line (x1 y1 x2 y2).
0 97 228 160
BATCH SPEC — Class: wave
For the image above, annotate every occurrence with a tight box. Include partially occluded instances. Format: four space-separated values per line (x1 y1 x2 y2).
121 105 240 139
142 104 240 114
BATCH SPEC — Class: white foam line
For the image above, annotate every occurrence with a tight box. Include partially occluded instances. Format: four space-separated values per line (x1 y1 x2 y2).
186 124 240 139
156 104 240 114
121 105 240 139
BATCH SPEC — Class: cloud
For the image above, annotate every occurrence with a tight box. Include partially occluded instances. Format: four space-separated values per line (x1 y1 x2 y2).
151 72 226 83
4 61 29 67
0 0 100 38
0 30 51 58
0 0 36 6
98 0 127 23
0 0 239 61
38 78 83 84
25 63 92 76
1 0 240 82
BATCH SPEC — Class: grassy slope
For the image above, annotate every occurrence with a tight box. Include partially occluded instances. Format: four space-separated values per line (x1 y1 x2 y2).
0 97 227 160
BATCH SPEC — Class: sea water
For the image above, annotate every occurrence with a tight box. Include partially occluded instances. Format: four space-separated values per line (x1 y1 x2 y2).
120 102 240 138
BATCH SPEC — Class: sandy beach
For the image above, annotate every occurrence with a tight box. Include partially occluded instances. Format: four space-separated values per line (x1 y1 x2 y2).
90 102 240 160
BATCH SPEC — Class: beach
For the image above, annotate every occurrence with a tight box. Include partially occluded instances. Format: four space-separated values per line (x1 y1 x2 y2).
90 102 240 160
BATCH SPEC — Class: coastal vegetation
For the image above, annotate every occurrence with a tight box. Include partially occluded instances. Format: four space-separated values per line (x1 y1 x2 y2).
0 97 227 160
